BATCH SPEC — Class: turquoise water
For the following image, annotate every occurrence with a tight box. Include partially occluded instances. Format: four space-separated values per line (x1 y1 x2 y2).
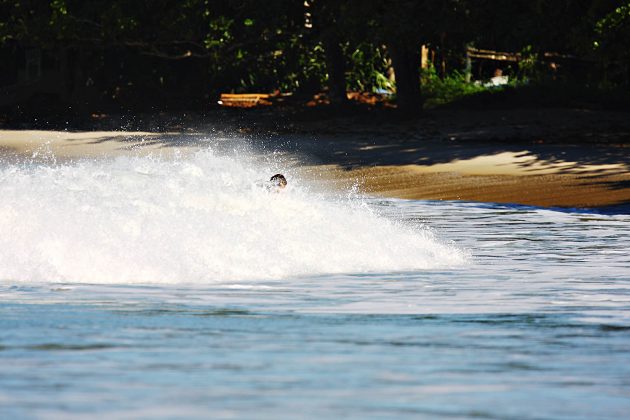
1 150 630 419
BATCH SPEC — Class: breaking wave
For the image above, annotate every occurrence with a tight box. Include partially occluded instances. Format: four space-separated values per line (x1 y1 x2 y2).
0 146 466 283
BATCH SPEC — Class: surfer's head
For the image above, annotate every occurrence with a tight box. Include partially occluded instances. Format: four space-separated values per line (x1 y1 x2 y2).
270 174 287 189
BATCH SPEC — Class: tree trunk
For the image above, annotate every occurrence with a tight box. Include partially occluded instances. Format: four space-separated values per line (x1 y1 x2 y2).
464 44 472 83
388 41 421 113
322 32 347 105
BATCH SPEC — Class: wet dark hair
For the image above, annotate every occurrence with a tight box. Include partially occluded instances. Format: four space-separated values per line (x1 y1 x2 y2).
270 174 287 188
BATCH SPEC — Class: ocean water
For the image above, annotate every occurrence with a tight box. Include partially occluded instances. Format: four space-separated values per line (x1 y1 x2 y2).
1 143 629 419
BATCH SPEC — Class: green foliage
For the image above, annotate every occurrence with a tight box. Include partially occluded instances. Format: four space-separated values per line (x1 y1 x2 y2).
593 2 630 84
0 1 53 45
515 45 551 83
441 81 630 110
517 45 538 80
293 42 327 92
595 3 630 37
345 44 393 93
421 65 495 109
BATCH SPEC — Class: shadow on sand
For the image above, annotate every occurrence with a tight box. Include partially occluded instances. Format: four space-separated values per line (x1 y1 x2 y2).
24 106 630 209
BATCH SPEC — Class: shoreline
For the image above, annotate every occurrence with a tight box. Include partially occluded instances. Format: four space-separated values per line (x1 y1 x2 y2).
1 117 629 209
304 164 630 209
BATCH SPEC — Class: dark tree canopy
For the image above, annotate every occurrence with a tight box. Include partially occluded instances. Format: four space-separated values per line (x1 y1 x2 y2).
1 0 629 114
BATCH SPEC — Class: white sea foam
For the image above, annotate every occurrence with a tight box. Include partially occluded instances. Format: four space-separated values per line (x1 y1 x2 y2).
0 147 467 284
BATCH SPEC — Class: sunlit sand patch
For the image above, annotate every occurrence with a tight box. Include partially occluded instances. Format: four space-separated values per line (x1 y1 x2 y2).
0 130 181 159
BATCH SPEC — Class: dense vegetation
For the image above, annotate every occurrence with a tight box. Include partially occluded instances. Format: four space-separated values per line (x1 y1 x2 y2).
1 0 629 114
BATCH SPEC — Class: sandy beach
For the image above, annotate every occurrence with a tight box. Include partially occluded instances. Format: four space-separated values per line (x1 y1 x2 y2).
1 108 629 209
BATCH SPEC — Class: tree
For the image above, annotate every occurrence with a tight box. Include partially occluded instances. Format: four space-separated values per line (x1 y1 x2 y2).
309 1 348 104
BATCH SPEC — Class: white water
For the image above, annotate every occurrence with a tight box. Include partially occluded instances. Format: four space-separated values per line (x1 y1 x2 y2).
2 139 630 420
0 148 466 284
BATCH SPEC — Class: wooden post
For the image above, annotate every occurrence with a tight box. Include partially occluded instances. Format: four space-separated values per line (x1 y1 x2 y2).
464 45 472 83
421 45 429 70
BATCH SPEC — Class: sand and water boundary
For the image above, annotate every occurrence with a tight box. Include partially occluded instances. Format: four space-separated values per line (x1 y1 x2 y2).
1 108 629 209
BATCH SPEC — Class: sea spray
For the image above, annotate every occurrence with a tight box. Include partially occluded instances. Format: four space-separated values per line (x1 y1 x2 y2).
0 148 467 283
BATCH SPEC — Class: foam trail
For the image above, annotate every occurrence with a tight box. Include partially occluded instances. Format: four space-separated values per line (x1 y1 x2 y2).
0 147 467 284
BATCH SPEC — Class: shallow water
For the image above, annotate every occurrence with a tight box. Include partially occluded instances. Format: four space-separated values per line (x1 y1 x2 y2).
1 147 630 419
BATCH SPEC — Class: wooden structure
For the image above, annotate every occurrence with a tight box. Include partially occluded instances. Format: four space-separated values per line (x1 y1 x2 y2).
467 47 521 62
218 93 272 107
